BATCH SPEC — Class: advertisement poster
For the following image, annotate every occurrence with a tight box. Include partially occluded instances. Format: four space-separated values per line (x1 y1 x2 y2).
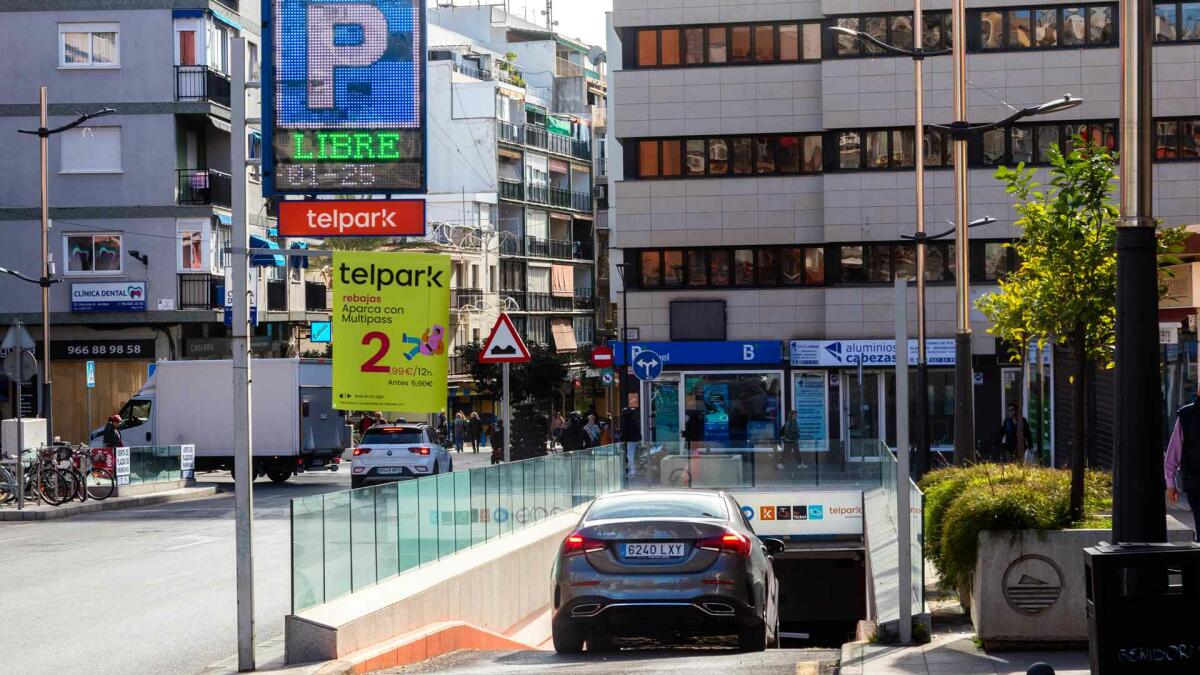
702 384 730 442
180 444 196 480
115 446 131 486
731 490 863 537
793 371 829 451
332 251 449 411
651 382 679 441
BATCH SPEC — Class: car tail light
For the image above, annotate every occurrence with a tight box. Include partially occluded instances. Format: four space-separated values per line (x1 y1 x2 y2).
562 531 606 556
698 530 752 557
409 446 431 456
352 447 372 456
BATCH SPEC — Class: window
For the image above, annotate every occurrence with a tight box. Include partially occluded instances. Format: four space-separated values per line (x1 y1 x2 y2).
754 25 775 61
983 242 1012 280
709 138 729 175
839 131 862 169
923 13 948 50
687 250 707 286
637 29 658 66
663 249 684 285
864 16 887 54
756 249 778 285
805 248 825 284
707 26 727 63
778 136 800 173
686 139 706 175
892 129 915 168
61 126 121 173
1063 7 1087 45
891 15 914 51
59 23 118 68
836 18 861 56
64 233 122 275
803 136 823 172
982 128 1006 166
1090 6 1115 42
925 127 946 167
730 26 752 62
179 227 203 271
868 244 893 282
709 250 731 286
779 24 799 60
1012 126 1034 164
640 250 661 286
1185 2 1200 40
1036 9 1059 47
981 11 1004 49
866 130 889 169
661 139 682 176
925 243 951 282
210 23 230 73
1157 2 1180 41
755 137 776 173
780 248 804 285
840 245 866 283
1157 121 1181 159
684 28 705 64
803 23 822 60
1009 10 1033 48
661 29 681 66
590 492 727 520
732 137 753 174
638 140 659 177
1036 124 1061 163
733 249 754 285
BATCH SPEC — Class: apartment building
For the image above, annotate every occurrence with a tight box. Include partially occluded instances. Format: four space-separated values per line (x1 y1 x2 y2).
0 1 329 444
608 0 1200 464
428 4 608 414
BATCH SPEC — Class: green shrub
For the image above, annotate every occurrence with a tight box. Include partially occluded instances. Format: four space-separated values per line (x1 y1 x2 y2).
922 463 1112 592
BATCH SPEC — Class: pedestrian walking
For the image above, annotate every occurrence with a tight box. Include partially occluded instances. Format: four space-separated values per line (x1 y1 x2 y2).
489 421 505 465
584 414 601 447
551 411 566 450
779 410 801 470
468 412 483 453
560 412 587 452
102 415 124 447
1165 385 1200 541
453 411 467 453
683 410 704 452
599 416 614 445
995 404 1034 464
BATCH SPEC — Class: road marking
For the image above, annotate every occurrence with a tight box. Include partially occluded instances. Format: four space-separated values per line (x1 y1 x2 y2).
143 570 194 585
164 534 221 551
0 534 36 545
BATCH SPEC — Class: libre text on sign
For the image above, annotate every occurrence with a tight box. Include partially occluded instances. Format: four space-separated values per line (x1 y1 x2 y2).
332 250 448 411
265 0 426 195
278 199 425 237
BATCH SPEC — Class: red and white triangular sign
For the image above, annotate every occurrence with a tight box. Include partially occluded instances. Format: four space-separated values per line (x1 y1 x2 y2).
479 313 531 363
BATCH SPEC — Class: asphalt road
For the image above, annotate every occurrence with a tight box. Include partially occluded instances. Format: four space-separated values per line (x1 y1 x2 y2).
0 451 494 675
382 643 841 675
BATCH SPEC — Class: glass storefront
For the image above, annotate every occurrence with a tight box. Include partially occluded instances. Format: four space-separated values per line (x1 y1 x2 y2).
679 371 783 447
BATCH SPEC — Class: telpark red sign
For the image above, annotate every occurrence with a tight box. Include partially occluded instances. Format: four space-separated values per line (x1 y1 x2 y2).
278 200 425 237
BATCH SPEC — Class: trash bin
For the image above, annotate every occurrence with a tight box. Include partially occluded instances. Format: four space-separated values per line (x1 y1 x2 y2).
1085 542 1200 673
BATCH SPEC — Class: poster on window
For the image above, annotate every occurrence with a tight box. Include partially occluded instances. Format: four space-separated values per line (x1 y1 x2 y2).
793 371 829 451
702 384 731 442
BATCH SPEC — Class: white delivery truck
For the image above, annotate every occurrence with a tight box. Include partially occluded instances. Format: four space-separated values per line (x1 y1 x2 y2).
92 359 351 482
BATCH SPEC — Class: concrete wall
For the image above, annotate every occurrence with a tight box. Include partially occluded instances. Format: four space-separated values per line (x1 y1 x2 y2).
285 509 583 664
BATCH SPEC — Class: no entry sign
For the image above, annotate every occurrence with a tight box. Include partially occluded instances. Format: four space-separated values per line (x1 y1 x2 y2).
592 344 614 369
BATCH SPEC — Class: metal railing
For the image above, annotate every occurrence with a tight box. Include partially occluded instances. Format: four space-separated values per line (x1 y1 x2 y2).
498 178 523 201
497 62 524 87
574 288 594 310
497 120 523 145
178 273 222 310
174 65 231 107
290 449 623 612
177 169 232 207
879 441 926 619
448 355 470 376
305 282 328 311
452 61 493 81
450 287 484 311
498 235 590 261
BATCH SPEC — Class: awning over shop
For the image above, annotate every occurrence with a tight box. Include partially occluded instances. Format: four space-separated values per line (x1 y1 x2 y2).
550 265 574 298
249 235 285 267
551 318 577 353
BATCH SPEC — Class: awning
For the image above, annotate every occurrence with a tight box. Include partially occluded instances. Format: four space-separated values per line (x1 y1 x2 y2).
172 9 204 18
498 147 522 161
249 235 285 267
214 213 232 226
548 158 569 174
289 241 309 269
547 116 572 137
550 265 574 298
525 102 546 114
551 318 578 353
210 9 241 30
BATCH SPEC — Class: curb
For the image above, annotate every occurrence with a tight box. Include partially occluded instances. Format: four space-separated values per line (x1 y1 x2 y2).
0 486 220 521
839 639 870 675
308 621 536 675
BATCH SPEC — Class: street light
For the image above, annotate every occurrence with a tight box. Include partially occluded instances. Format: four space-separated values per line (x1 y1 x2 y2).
614 261 631 416
18 97 115 438
832 13 1082 467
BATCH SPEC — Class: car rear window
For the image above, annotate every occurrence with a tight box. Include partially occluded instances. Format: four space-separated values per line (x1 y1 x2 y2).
587 493 728 520
361 429 424 445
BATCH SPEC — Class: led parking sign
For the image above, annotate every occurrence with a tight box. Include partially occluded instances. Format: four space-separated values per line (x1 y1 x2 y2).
265 0 426 195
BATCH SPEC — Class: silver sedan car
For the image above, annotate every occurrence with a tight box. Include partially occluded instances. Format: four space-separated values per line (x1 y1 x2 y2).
551 489 784 653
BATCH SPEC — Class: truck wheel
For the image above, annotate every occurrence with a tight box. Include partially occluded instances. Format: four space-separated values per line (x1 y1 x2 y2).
267 469 292 484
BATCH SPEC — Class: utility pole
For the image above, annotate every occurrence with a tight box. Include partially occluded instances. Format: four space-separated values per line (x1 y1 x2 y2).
950 0 976 464
231 37 257 672
1114 0 1166 543
912 0 930 478
38 87 51 437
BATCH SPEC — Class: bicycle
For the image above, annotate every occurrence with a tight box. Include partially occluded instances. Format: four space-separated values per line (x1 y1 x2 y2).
0 449 70 506
59 445 116 502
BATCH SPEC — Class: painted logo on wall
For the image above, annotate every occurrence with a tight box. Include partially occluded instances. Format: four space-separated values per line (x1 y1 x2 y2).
1002 554 1064 615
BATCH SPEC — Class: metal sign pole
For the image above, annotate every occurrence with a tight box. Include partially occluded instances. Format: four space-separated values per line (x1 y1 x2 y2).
503 363 511 463
895 278 912 643
231 37 256 672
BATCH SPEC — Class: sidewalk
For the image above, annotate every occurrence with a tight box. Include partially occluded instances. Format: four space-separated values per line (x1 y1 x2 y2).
839 626 1089 674
0 483 219 520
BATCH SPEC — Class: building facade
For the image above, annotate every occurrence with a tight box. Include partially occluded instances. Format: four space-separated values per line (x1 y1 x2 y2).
0 1 329 444
428 5 608 415
608 0 1200 463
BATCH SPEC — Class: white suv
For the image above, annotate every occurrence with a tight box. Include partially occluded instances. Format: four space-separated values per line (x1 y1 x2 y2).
350 425 451 488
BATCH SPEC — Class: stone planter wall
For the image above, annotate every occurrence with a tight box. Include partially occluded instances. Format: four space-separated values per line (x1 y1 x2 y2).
970 518 1192 650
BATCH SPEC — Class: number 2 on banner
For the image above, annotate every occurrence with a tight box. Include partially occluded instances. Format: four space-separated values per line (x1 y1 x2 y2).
361 332 390 373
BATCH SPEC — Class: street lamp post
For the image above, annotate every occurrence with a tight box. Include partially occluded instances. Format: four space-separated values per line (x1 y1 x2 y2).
832 11 1080 469
18 96 114 438
615 262 631 415
1114 0 1166 543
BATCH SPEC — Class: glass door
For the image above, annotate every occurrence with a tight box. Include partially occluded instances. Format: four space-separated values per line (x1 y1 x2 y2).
842 370 883 461
647 374 681 444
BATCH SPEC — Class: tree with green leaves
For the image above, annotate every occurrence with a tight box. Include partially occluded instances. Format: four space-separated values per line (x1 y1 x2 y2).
455 340 568 406
979 140 1184 520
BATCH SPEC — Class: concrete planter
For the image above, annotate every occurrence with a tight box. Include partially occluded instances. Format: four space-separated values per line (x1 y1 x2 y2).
970 520 1192 650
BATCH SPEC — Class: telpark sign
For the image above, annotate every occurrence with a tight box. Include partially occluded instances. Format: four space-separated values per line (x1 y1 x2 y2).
278 200 425 237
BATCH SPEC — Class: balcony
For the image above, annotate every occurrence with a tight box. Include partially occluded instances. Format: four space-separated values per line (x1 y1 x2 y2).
175 65 231 108
555 57 584 78
503 291 576 313
574 288 595 311
498 178 523 201
177 169 232 207
524 185 591 213
213 0 239 9
594 157 607 177
497 120 524 145
499 236 590 261
177 273 222 310
450 287 484 312
452 61 493 81
305 282 328 312
449 355 470 376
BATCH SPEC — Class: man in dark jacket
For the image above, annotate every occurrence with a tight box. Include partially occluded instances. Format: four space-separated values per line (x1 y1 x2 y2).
619 407 641 444
995 404 1033 463
683 410 704 451
102 415 124 447
560 412 588 452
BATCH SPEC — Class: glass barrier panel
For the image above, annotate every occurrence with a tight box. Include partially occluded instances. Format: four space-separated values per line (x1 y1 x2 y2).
470 467 487 546
454 470 472 552
322 490 352 602
375 482 400 582
486 462 501 541
292 493 325 612
417 473 439 565
349 486 378 591
397 479 420 573
436 472 457 558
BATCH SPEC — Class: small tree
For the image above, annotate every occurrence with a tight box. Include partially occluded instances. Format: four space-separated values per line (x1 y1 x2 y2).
980 140 1183 521
455 340 568 406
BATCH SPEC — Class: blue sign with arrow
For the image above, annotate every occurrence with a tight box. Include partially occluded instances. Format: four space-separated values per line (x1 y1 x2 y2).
632 349 664 381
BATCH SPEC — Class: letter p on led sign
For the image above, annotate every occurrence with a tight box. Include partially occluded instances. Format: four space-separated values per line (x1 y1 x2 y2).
264 0 426 196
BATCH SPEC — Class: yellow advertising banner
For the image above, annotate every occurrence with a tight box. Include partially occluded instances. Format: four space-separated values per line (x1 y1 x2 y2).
332 250 450 412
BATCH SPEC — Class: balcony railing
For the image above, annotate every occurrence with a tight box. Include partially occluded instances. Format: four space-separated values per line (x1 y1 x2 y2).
175 65 231 108
450 287 484 311
555 57 584 78
177 169 232 207
266 280 287 311
497 62 525 87
452 61 493 81
497 120 524 144
498 236 592 261
503 291 576 312
571 189 592 212
449 355 470 376
594 157 607 177
573 241 595 261
574 288 595 310
498 178 523 201
177 273 222 310
305 282 328 311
